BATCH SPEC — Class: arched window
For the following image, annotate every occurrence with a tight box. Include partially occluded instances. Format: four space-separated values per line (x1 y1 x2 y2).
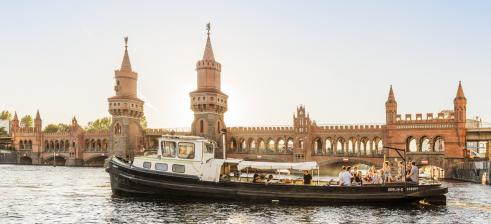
348 139 354 154
239 139 246 152
366 140 372 155
421 137 431 152
408 137 417 152
267 139 275 151
377 140 383 154
277 139 285 152
258 139 266 150
325 138 332 153
199 120 204 133
114 123 122 135
19 140 24 150
45 140 49 151
299 139 304 149
434 137 445 152
336 138 344 154
217 121 221 134
250 139 256 150
229 138 237 150
287 138 294 151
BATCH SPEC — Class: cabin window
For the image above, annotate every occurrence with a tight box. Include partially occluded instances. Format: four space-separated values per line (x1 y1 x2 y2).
155 163 168 171
178 142 195 159
143 162 151 169
172 164 185 173
161 141 177 157
205 142 214 153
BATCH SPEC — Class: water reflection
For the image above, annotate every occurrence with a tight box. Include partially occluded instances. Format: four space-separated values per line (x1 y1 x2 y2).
0 165 490 224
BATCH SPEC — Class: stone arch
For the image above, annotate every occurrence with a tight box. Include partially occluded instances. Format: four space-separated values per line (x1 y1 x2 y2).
434 136 445 152
336 137 345 154
267 138 275 152
19 156 32 165
421 136 431 152
277 138 286 152
239 138 246 152
60 140 65 151
44 155 68 166
313 137 322 155
102 139 108 151
85 139 90 151
229 137 237 151
258 138 266 151
50 141 54 150
44 140 49 151
360 137 368 155
325 138 333 154
347 137 356 155
298 138 304 149
287 138 294 151
373 137 383 155
407 136 417 152
28 140 32 149
91 139 96 151
19 140 24 150
55 140 60 150
96 139 102 151
248 138 256 151
85 154 108 167
65 140 70 151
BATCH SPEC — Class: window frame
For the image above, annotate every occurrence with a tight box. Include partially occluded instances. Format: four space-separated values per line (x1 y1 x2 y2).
161 141 177 158
142 161 151 169
172 164 185 173
155 163 168 171
177 142 195 159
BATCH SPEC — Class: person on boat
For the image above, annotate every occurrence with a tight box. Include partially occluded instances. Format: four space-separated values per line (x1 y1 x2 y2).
338 166 346 184
340 166 352 186
265 174 274 185
397 161 405 182
363 168 373 184
252 173 259 183
406 161 419 184
353 171 363 186
372 170 380 184
303 171 312 185
382 161 392 184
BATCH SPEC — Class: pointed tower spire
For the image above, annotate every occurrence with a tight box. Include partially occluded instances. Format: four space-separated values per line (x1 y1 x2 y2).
456 81 466 99
387 85 396 103
120 37 132 72
35 110 41 120
202 23 215 61
13 111 18 121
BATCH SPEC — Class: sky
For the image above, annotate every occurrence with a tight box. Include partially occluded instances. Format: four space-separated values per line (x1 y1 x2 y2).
1 1 490 129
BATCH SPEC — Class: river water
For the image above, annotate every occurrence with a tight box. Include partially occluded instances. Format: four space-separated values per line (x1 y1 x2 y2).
0 165 490 224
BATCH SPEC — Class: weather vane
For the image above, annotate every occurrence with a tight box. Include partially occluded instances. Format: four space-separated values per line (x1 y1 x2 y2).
206 22 211 36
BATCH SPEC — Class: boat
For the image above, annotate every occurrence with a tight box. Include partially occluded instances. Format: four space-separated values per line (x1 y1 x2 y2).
106 135 448 204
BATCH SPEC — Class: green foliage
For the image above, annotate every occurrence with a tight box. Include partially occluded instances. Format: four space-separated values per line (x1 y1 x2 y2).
0 111 12 120
20 115 33 128
0 127 7 136
140 116 148 129
86 117 112 132
44 123 71 133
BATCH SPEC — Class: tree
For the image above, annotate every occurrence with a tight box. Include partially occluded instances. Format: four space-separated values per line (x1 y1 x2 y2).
0 111 12 120
0 127 7 136
86 117 112 132
20 115 33 128
44 123 71 133
140 116 148 129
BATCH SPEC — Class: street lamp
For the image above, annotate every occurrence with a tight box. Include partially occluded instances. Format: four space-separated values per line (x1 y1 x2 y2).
220 128 227 159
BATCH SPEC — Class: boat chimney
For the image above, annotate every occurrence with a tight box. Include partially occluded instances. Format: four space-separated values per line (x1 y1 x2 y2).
220 128 227 159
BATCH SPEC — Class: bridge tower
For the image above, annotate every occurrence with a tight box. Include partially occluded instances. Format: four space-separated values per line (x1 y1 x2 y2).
385 85 397 152
108 37 145 160
190 24 228 146
454 81 467 158
293 106 312 161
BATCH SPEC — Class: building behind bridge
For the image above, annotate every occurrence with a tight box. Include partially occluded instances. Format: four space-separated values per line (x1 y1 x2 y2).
4 29 490 178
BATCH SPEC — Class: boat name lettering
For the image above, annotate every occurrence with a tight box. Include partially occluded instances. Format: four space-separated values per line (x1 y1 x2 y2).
387 187 404 192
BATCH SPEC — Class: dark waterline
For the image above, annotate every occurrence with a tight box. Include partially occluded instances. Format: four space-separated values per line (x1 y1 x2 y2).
1 165 490 224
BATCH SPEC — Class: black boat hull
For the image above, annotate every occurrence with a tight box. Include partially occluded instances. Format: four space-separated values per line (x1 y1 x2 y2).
106 157 447 204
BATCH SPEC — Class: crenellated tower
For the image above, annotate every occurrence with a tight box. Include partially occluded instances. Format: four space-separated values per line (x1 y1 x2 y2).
190 24 228 144
108 37 145 159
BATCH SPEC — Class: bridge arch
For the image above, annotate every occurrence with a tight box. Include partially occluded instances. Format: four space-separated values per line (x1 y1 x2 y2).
44 155 68 166
85 154 108 167
19 156 32 165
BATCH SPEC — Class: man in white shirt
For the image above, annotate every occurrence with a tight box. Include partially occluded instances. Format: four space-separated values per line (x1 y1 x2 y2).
341 166 353 186
406 161 419 183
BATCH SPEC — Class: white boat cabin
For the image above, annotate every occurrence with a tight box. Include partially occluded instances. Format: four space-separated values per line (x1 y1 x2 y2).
131 135 319 183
